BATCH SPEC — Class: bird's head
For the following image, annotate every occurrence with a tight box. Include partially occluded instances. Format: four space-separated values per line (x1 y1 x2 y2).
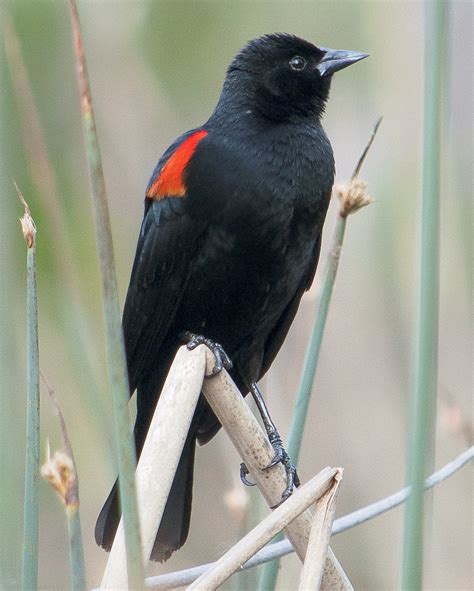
222 33 368 122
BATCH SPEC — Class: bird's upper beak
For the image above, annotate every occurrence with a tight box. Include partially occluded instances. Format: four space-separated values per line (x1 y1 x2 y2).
316 47 369 77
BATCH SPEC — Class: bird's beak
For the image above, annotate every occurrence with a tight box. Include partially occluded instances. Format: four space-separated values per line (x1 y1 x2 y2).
316 47 369 77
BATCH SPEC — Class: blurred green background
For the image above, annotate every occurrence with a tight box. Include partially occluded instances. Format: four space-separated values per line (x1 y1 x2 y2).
1 1 471 589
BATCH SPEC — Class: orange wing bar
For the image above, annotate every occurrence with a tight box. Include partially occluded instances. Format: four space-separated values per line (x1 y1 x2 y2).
147 130 208 200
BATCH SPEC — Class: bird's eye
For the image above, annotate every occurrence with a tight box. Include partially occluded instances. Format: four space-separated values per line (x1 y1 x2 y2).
289 56 306 71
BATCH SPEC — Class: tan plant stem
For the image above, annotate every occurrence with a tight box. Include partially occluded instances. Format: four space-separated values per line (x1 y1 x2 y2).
298 471 342 590
100 346 206 590
189 468 341 591
140 446 473 590
201 350 353 590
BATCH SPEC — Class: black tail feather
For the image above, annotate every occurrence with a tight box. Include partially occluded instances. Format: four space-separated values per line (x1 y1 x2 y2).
94 432 196 562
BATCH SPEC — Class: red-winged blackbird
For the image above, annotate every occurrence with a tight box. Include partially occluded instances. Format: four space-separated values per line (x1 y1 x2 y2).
95 33 367 561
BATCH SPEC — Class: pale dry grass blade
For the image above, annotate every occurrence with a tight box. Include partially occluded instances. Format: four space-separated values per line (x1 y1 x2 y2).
298 471 342 591
100 345 206 590
142 447 472 591
189 468 339 591
201 349 352 591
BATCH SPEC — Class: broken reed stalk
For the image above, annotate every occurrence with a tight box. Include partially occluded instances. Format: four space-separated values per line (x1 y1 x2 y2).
402 2 447 588
260 118 381 591
189 468 341 591
16 183 40 591
298 472 342 591
68 1 143 588
40 372 87 591
100 346 206 590
142 446 473 590
201 350 353 591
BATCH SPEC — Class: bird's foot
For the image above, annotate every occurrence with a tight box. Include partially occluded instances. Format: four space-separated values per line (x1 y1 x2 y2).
247 382 299 506
264 430 300 507
180 331 232 376
239 431 300 506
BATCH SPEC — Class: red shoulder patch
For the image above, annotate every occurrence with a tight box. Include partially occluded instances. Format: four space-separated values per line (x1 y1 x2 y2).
146 130 208 200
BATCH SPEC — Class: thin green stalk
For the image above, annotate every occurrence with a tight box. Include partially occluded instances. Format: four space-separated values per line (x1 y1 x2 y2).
67 506 87 591
288 216 346 463
258 217 347 591
289 116 381 465
257 544 279 591
69 1 143 587
401 2 446 589
258 121 380 591
17 185 40 591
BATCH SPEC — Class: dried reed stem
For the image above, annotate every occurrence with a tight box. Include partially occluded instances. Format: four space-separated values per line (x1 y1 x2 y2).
100 345 206 590
201 350 353 590
298 471 342 590
189 468 340 590
142 446 473 591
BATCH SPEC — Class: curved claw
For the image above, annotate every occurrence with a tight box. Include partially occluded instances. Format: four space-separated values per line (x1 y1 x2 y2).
180 331 233 375
212 345 232 373
240 463 256 487
262 430 300 506
210 348 223 374
265 452 283 470
269 463 299 508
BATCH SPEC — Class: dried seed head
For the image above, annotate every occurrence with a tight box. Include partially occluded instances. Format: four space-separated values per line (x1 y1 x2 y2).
41 446 79 508
334 178 373 218
13 180 36 248
20 211 36 248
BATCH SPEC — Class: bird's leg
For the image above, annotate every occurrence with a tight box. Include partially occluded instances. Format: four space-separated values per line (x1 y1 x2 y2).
180 330 233 376
240 382 300 505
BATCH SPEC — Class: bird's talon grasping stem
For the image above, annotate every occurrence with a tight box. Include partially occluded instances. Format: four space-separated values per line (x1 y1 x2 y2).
263 429 300 505
180 331 233 375
248 382 300 503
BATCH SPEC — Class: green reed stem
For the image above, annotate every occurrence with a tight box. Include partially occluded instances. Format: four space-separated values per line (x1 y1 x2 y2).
69 1 143 587
401 2 447 589
67 504 87 591
17 187 40 591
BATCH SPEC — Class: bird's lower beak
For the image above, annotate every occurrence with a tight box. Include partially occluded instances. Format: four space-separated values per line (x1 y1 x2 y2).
316 47 369 77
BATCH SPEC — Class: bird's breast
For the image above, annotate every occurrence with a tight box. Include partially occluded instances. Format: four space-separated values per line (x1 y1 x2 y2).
178 122 333 349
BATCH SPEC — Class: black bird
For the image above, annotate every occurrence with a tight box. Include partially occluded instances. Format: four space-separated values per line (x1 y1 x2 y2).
95 33 367 561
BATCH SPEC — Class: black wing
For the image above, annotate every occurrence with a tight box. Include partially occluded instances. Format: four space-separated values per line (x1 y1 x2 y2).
123 132 208 393
260 234 323 378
